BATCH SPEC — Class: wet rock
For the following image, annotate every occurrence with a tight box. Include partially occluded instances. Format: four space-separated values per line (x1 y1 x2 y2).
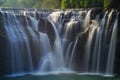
72 27 89 72
64 20 81 41
64 11 73 18
38 18 55 47
62 11 73 25
115 12 120 75
0 12 8 75
91 8 104 20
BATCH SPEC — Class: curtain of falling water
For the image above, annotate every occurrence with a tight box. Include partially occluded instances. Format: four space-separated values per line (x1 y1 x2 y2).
0 9 119 76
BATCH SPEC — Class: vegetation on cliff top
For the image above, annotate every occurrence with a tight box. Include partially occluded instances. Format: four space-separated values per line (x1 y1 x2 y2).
0 0 119 9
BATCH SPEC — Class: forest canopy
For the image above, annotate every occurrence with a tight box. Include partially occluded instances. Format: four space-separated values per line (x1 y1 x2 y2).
61 0 112 9
0 0 119 9
0 0 61 9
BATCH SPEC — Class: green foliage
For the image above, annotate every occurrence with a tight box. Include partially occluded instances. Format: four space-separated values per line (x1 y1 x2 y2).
61 0 88 9
0 0 6 6
61 0 112 9
2 0 39 8
104 0 111 7
33 1 42 9
41 0 58 9
80 0 89 8
0 0 114 9
61 0 70 9
0 1 2 6
56 0 62 8
0 0 61 9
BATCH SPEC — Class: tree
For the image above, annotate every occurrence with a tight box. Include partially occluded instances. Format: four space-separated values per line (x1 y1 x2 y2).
1 0 119 9
2 0 18 8
61 0 105 8
2 0 43 8
104 0 111 8
0 0 7 6
61 0 71 9
61 0 89 8
56 0 62 8
33 0 43 8
41 0 58 9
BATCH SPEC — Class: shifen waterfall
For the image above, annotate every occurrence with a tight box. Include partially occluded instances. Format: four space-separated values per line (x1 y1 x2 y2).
0 8 119 76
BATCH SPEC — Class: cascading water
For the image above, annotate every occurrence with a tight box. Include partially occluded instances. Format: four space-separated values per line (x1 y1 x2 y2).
106 13 119 74
38 32 55 72
0 8 119 76
88 14 105 73
2 12 34 74
46 12 67 71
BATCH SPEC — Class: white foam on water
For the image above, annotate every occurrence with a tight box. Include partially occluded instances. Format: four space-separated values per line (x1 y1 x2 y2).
4 71 114 78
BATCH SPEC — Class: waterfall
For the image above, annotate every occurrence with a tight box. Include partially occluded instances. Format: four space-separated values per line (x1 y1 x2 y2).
92 14 107 73
69 39 78 68
2 12 34 74
83 10 92 30
38 32 55 72
84 26 97 72
0 8 119 76
47 12 65 69
106 13 119 75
